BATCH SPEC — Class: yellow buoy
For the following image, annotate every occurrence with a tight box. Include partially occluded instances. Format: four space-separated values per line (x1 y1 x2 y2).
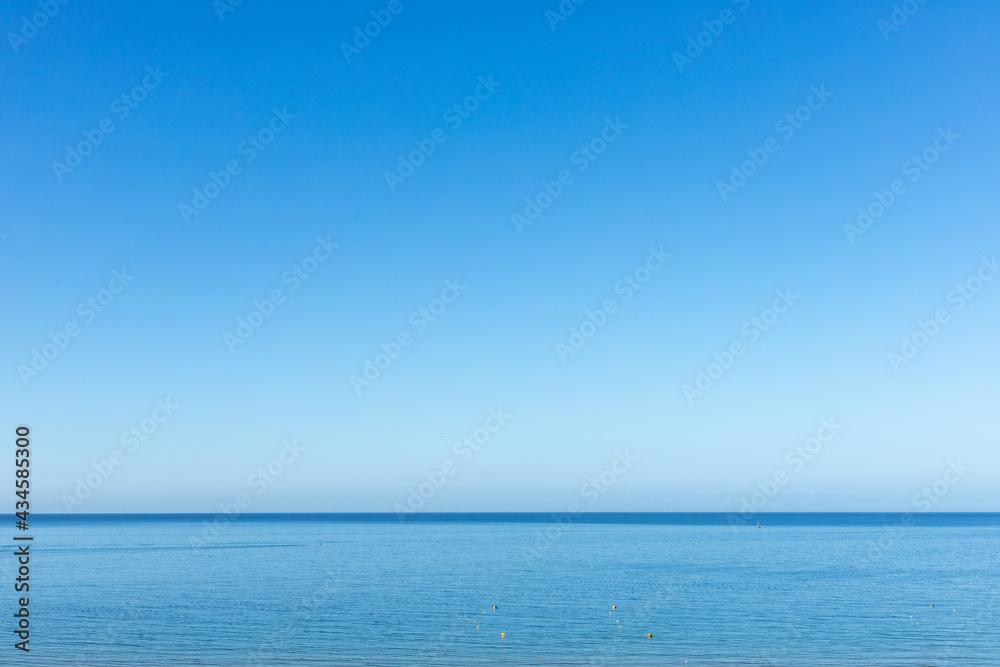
647 633 653 638
501 632 505 638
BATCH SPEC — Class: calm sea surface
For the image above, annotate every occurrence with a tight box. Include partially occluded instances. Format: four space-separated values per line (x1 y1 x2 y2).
8 513 1000 665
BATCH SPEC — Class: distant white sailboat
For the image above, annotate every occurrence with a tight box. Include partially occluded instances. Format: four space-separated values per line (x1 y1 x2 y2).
757 520 761 528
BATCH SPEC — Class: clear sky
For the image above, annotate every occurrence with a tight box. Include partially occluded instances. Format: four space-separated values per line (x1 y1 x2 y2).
3 0 998 513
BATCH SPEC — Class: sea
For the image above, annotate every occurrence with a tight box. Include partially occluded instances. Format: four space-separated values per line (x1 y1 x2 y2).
7 513 999 665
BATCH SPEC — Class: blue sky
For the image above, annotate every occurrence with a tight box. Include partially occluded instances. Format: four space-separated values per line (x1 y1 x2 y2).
2 0 998 513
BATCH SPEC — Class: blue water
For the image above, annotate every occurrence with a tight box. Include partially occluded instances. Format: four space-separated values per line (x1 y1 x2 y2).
8 513 1000 665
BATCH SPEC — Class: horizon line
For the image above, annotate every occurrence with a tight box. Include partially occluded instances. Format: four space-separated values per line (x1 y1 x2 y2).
27 510 1000 515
